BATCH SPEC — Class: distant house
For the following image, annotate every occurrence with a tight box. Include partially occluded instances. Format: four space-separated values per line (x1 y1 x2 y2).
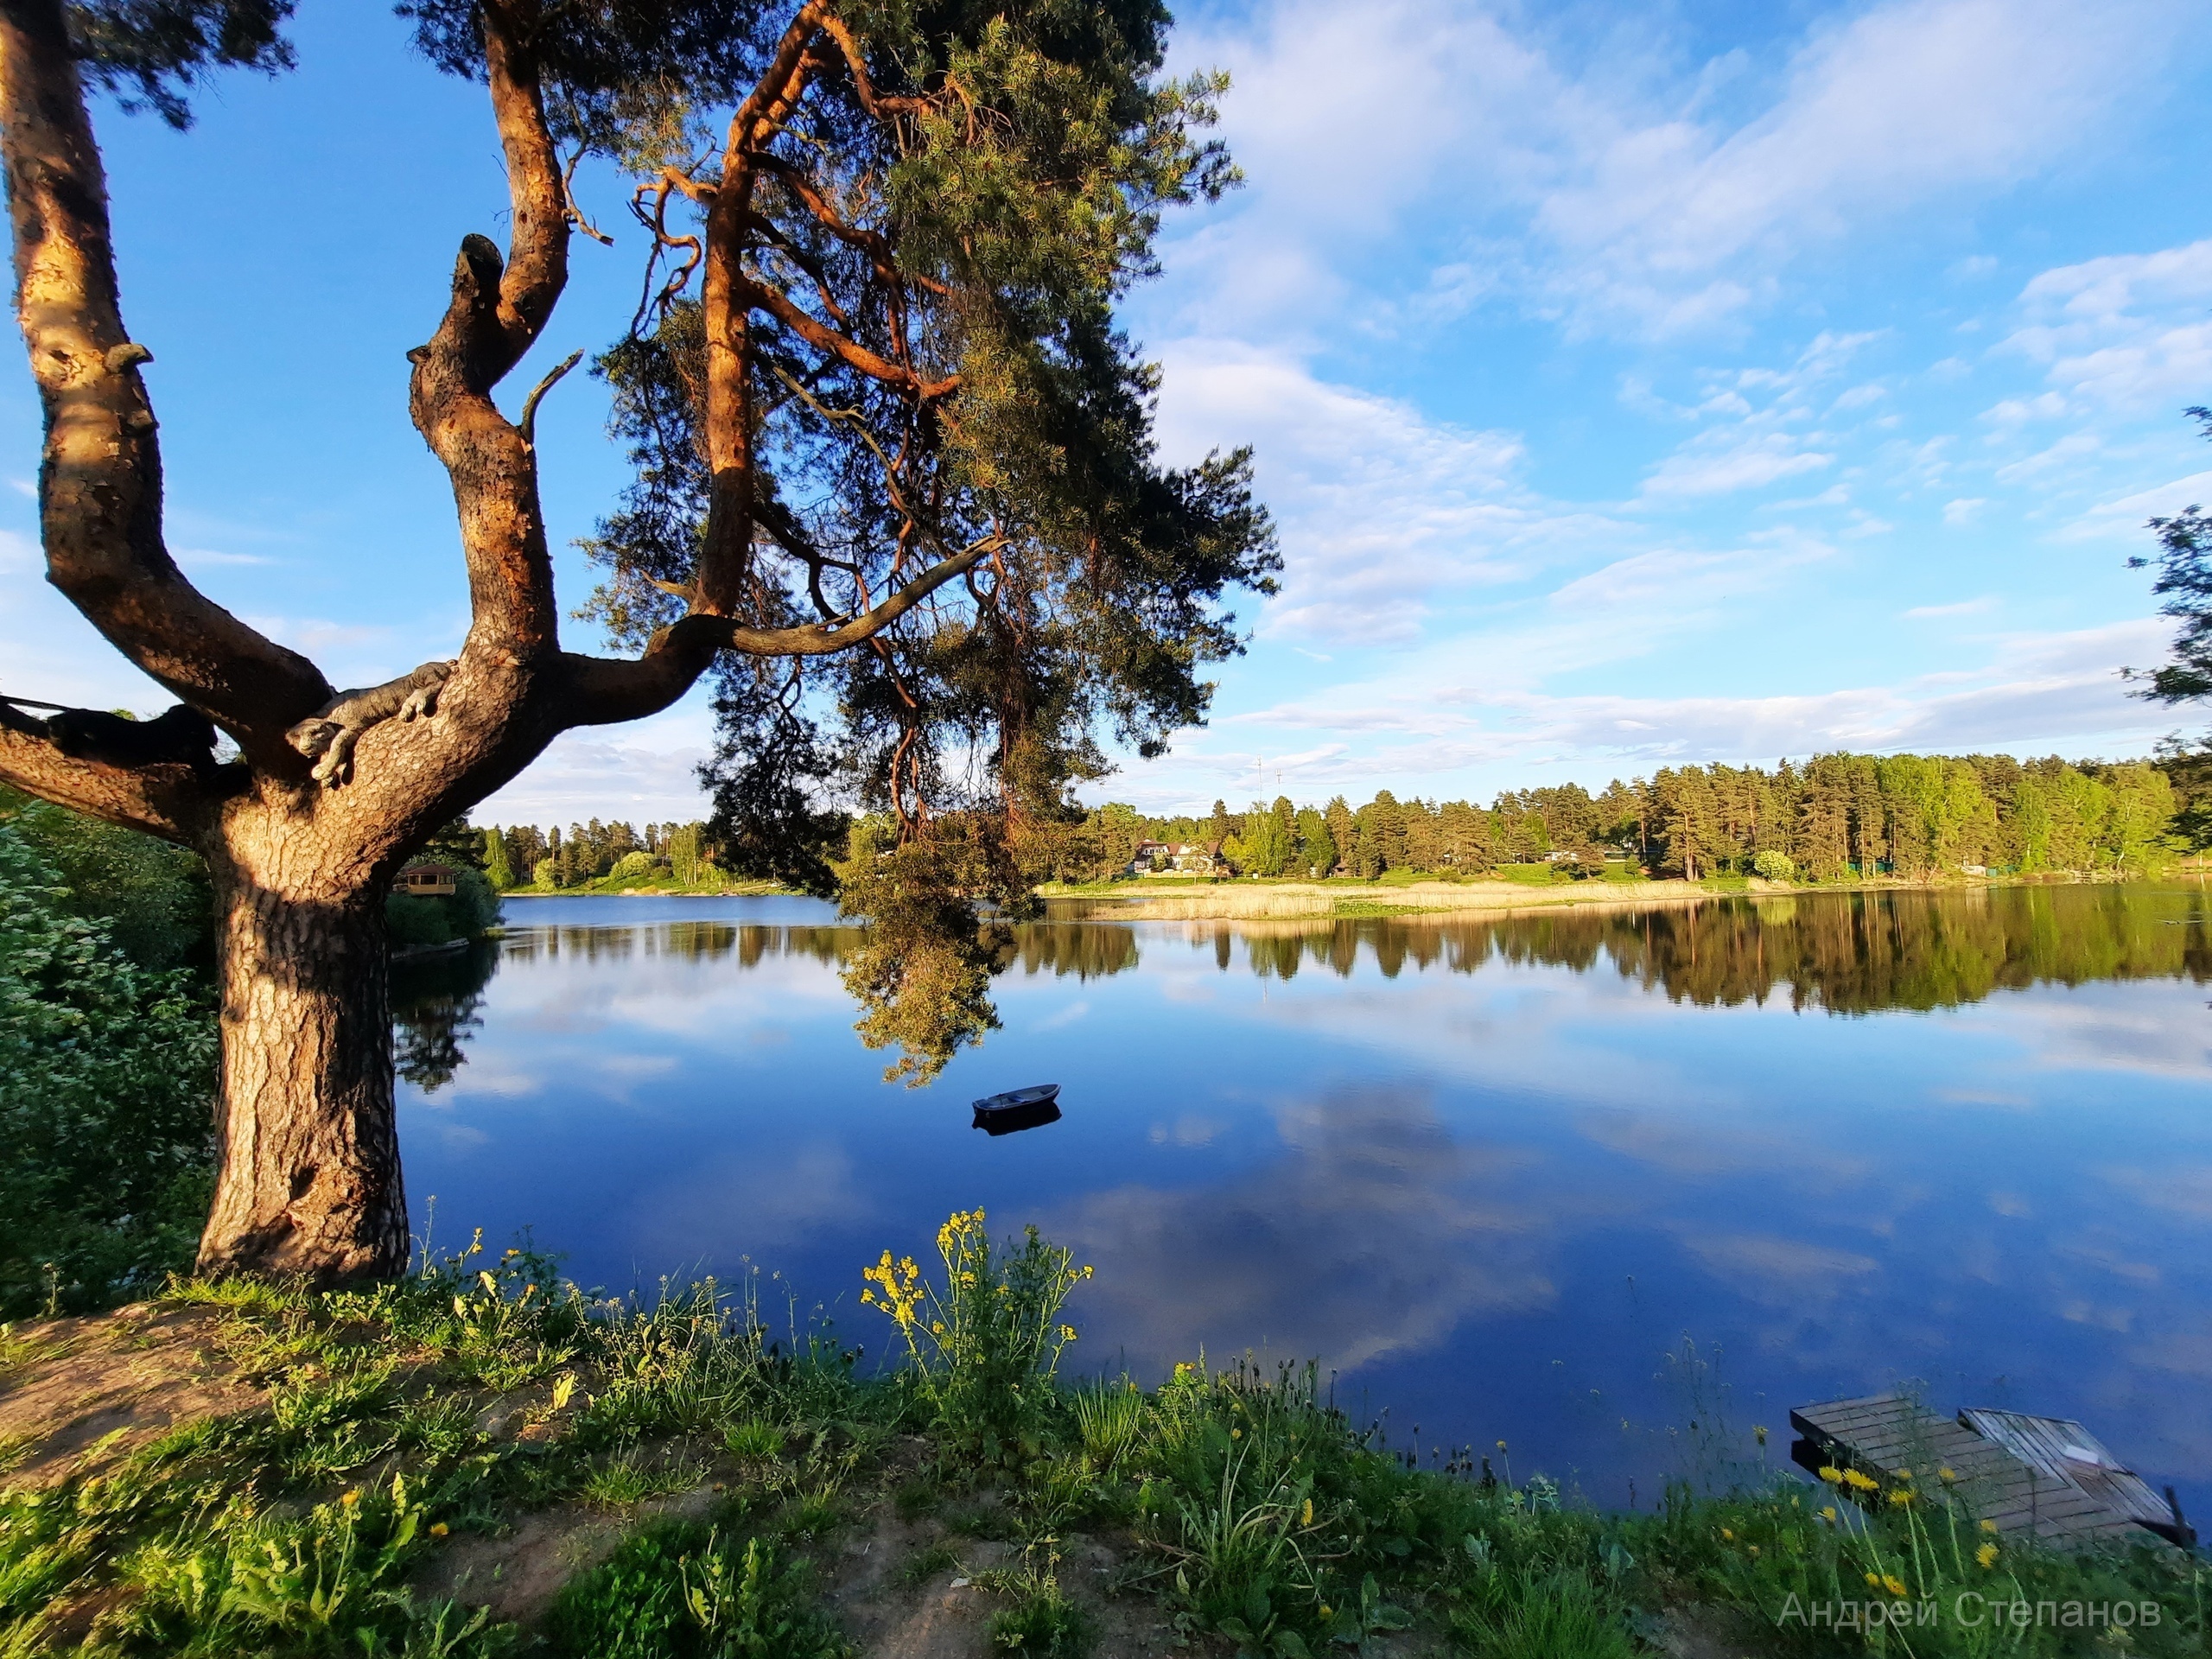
1129 839 1227 877
395 861 457 897
1542 849 1581 864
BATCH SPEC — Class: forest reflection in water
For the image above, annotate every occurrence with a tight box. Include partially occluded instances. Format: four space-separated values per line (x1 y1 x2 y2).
396 884 2212 1073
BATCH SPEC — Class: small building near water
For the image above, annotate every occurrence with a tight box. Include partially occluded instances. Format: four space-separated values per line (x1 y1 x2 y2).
395 861 457 897
1129 839 1227 877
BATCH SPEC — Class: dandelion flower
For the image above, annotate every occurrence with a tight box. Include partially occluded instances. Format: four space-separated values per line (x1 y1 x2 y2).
429 1522 449 1538
1883 1575 1907 1598
1939 1466 1957 1484
1818 1465 1844 1484
1319 1605 1332 1621
1865 1573 1882 1588
1231 1427 1242 1440
1976 1542 1999 1569
1748 1545 1760 1558
1979 1519 1999 1535
1300 1499 1313 1528
1821 1506 1838 1523
1720 1528 1734 1541
1843 1469 1878 1492
340 1491 360 1510
1887 1489 1913 1508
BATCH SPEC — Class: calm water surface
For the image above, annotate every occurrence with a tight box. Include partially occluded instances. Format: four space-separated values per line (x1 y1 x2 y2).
392 887 2212 1515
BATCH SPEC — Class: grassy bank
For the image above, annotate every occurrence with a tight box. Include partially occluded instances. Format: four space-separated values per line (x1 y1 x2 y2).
0 1215 2200 1658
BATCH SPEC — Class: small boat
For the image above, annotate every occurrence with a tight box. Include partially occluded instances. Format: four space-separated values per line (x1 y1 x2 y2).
973 1083 1062 1136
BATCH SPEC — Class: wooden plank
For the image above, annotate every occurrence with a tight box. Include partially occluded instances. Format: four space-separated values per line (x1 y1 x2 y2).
1791 1394 2173 1548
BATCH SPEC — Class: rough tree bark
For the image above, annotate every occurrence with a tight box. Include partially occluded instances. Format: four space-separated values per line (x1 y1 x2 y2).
0 0 991 1282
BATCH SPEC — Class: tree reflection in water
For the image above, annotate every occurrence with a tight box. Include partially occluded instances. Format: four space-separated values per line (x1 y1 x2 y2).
390 939 499 1093
1215 886 2212 1011
433 887 2209 1084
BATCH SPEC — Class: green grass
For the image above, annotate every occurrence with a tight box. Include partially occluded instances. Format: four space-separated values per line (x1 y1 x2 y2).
2 1221 2204 1658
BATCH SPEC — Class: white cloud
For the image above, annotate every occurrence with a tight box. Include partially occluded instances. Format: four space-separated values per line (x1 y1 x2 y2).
1639 436 1832 499
477 693 718 826
2005 239 2212 413
1523 0 2173 334
1153 342 1619 642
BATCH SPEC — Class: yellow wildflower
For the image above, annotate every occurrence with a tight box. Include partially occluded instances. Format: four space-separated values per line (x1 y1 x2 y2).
1300 1498 1313 1528
1058 1325 1077 1342
340 1491 360 1510
1748 1545 1761 1558
1979 1519 1999 1535
1883 1575 1907 1598
1319 1605 1333 1621
1818 1465 1844 1484
1230 1427 1243 1440
1821 1506 1838 1523
1754 1425 1768 1446
931 1321 945 1335
1887 1488 1913 1507
1976 1542 1999 1569
1939 1466 1957 1484
1720 1528 1735 1541
429 1522 449 1538
1843 1468 1878 1492
1865 1573 1882 1588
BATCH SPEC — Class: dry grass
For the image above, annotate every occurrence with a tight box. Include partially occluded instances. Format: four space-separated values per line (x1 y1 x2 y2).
1105 879 1709 922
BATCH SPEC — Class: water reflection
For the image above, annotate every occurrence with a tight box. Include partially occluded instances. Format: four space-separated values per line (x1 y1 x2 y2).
391 939 499 1094
396 885 2212 1520
484 885 2212 1014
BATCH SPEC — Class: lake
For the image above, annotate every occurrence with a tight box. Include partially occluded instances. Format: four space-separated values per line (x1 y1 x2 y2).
392 884 2212 1519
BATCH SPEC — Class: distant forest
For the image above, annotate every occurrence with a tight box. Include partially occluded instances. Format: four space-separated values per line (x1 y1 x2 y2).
474 749 2201 892
1065 753 2187 884
467 820 718 891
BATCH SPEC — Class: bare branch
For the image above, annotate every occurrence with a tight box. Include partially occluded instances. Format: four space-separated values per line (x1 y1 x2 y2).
741 273 957 399
0 0 333 757
518 349 583 447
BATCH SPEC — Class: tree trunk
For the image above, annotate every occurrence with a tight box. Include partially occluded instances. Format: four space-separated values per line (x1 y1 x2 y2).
196 848 408 1282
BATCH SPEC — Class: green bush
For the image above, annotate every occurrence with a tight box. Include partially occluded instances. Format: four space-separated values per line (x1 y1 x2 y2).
0 787 210 969
386 868 501 949
1751 850 1796 882
547 1522 850 1658
0 821 216 1317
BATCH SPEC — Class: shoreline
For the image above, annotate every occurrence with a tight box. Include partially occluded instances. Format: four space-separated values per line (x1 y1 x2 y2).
1041 869 2190 924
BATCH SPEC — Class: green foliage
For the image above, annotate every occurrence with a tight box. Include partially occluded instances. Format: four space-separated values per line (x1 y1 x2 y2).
385 866 501 949
548 1523 851 1659
859 1210 1089 1464
0 817 215 1317
1752 849 1796 881
2129 405 2212 707
480 828 514 891
982 1544 1096 1658
0 786 211 969
833 817 1016 1084
66 0 296 130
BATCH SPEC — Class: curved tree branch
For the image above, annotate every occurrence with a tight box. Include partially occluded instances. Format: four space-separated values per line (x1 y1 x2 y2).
561 534 1003 728
404 0 572 660
0 0 331 761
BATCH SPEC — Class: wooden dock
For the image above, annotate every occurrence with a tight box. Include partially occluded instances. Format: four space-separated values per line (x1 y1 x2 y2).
1789 1393 2190 1548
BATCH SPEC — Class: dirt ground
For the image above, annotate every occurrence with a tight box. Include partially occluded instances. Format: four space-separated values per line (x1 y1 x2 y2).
0 1302 260 1489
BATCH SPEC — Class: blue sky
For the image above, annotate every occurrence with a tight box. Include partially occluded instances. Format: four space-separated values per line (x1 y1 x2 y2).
4 0 2211 823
